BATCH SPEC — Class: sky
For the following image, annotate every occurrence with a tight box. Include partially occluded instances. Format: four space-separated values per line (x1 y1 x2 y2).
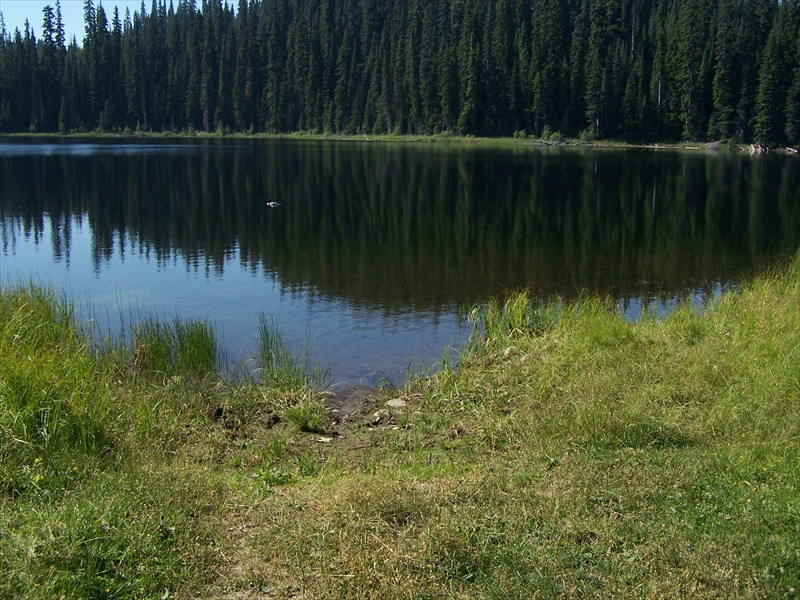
1 0 147 44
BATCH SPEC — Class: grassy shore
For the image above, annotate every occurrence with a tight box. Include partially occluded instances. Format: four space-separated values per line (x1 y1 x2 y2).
1 255 799 598
5 128 791 154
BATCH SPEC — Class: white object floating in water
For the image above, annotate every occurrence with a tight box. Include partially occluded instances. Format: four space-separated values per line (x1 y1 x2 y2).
266 201 280 207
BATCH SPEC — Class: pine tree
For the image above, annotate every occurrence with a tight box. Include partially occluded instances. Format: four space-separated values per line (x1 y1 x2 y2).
564 0 589 136
456 1 479 135
404 2 423 134
437 33 458 133
122 8 142 129
675 0 713 140
419 2 438 134
648 0 678 139
60 38 81 131
96 5 113 129
184 2 202 130
786 27 800 146
708 0 738 140
531 0 567 136
145 0 169 131
232 0 248 130
736 0 775 142
755 1 798 147
201 1 219 131
304 3 324 131
215 20 235 131
268 0 292 132
0 14 10 130
109 7 124 128
164 2 181 130
55 0 66 50
584 0 618 138
622 8 650 139
38 5 62 131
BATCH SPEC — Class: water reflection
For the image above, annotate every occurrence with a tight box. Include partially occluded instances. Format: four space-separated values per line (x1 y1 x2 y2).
2 138 799 382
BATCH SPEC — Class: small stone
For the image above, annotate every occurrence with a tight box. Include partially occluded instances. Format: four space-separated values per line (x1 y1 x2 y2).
386 399 407 409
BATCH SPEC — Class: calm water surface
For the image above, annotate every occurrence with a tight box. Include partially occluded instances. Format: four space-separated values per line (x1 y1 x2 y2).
2 137 799 385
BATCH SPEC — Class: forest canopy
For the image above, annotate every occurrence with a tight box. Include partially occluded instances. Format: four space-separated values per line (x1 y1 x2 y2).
1 0 800 145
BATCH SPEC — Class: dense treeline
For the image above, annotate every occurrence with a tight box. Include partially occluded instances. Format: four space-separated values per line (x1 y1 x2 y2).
1 0 800 145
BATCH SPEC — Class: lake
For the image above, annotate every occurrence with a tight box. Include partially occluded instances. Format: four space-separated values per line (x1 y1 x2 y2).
1 137 799 386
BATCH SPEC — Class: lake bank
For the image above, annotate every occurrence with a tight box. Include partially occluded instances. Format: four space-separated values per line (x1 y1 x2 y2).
4 129 800 154
2 253 798 598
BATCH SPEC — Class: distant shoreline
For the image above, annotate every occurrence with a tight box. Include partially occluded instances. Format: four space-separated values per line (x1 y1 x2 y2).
3 130 798 155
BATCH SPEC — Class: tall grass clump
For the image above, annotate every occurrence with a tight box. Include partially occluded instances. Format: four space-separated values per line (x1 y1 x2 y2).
0 283 118 496
257 313 327 390
466 292 562 351
172 316 218 377
254 314 330 433
101 314 219 382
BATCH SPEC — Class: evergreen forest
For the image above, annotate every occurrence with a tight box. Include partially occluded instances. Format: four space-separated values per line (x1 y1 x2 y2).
2 0 800 145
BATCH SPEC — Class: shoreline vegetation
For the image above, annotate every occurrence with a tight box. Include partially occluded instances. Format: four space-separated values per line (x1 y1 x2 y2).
4 129 800 154
2 254 799 597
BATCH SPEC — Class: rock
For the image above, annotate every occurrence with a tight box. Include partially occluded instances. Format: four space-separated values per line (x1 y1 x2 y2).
369 409 396 427
386 399 407 409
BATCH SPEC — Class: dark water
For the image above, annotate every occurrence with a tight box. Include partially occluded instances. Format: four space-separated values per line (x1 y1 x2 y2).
2 137 799 385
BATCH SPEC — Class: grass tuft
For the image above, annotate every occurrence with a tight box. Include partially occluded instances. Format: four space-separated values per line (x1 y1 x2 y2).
256 313 328 391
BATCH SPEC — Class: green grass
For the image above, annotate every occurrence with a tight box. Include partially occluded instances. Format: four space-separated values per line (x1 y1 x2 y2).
5 129 762 154
256 313 320 390
0 283 327 597
2 255 800 598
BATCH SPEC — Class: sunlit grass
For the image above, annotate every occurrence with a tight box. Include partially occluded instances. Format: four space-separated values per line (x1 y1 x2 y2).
233 255 800 598
0 281 329 597
257 313 329 392
98 312 219 382
2 254 799 598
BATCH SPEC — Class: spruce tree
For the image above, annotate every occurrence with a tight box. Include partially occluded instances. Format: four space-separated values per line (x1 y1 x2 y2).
531 0 567 136
708 0 738 140
675 0 713 140
786 27 800 146
39 5 61 131
200 1 219 131
755 1 798 147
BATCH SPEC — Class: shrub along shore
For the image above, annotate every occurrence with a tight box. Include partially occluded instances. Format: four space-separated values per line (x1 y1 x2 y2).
1 254 799 598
